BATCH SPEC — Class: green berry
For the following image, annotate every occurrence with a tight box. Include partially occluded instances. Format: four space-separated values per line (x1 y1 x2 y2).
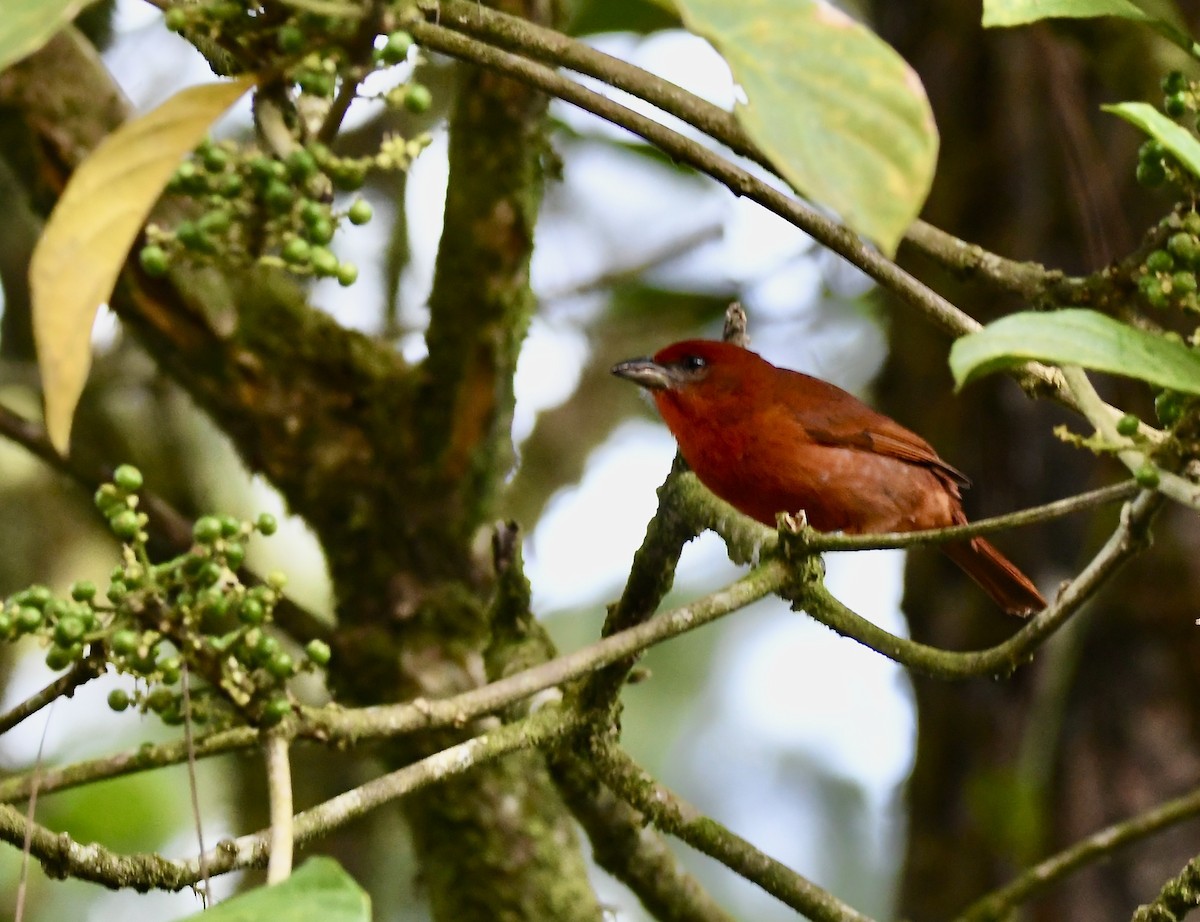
218 173 244 198
107 580 128 602
224 541 245 570
300 200 326 226
299 72 334 97
305 639 331 665
336 262 358 287
330 164 366 191
1165 93 1188 117
1135 463 1161 488
260 696 292 726
139 245 170 277
1137 159 1166 187
147 688 175 713
1168 232 1200 264
1173 271 1198 295
239 597 265 625
45 645 77 671
266 651 295 679
378 30 413 64
267 570 287 590
403 83 433 114
109 509 141 540
1146 249 1174 273
304 216 335 245
286 149 318 180
111 629 139 656
94 484 124 516
1139 273 1169 310
1156 389 1187 425
199 209 232 235
176 221 213 253
16 607 42 633
310 247 339 277
1185 213 1200 237
277 23 306 54
107 689 130 712
164 7 188 32
1163 71 1188 95
256 513 278 536
281 237 310 265
22 586 52 609
249 156 276 184
113 464 143 492
159 656 182 685
201 145 228 172
54 614 86 646
263 179 295 213
194 516 223 544
1140 140 1167 163
197 561 223 588
347 199 372 225
1116 413 1140 437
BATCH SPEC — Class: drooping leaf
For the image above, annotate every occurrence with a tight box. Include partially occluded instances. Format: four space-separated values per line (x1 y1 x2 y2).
567 0 680 35
674 0 938 255
175 858 370 922
30 76 254 455
982 0 1195 53
0 0 94 73
950 309 1200 394
1103 101 1200 180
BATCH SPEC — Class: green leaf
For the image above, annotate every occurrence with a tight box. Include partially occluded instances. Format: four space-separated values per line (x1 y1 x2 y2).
950 309 1200 394
674 0 937 255
175 858 370 922
1104 101 1200 179
0 0 95 73
567 0 680 35
30 76 254 455
982 0 1195 53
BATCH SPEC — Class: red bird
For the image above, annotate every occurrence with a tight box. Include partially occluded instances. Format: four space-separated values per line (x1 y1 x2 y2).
612 339 1045 617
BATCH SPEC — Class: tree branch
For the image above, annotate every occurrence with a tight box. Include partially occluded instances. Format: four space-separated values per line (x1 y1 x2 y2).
958 785 1200 921
592 743 875 922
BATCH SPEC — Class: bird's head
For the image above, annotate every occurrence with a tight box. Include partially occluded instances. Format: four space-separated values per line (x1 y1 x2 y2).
611 340 767 402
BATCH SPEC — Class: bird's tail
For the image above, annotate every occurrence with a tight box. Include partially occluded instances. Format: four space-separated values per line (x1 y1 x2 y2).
943 537 1046 617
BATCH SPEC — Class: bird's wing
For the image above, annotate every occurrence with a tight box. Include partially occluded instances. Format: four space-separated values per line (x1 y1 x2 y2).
781 375 971 488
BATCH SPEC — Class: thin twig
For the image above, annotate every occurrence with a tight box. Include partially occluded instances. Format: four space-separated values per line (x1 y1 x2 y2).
593 743 874 922
181 664 209 906
795 491 1162 679
1061 366 1200 512
958 785 1200 921
796 480 1139 553
0 655 104 736
0 707 576 891
264 731 294 884
15 705 55 922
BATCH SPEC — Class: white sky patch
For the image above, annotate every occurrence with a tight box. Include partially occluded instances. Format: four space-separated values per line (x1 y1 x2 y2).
527 420 676 612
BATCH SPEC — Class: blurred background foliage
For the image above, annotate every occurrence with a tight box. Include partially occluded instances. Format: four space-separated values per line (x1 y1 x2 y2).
2 0 1200 920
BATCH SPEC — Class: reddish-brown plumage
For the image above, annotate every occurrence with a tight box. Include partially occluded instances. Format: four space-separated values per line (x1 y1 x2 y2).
612 340 1045 617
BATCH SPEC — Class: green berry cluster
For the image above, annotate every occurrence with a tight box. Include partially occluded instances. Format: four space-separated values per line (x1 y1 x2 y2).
140 138 398 285
1 466 328 729
1136 212 1200 311
143 4 436 283
1162 71 1195 122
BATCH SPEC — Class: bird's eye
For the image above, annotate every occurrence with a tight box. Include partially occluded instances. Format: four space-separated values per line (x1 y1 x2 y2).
681 355 707 372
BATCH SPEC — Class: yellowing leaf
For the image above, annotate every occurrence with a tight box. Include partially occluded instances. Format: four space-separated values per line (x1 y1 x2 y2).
0 0 92 73
676 0 938 254
30 77 254 455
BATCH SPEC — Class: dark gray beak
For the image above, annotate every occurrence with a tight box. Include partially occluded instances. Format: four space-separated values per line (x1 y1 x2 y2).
611 358 673 391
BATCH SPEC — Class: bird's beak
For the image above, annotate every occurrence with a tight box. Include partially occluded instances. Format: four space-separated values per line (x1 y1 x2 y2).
611 357 673 391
